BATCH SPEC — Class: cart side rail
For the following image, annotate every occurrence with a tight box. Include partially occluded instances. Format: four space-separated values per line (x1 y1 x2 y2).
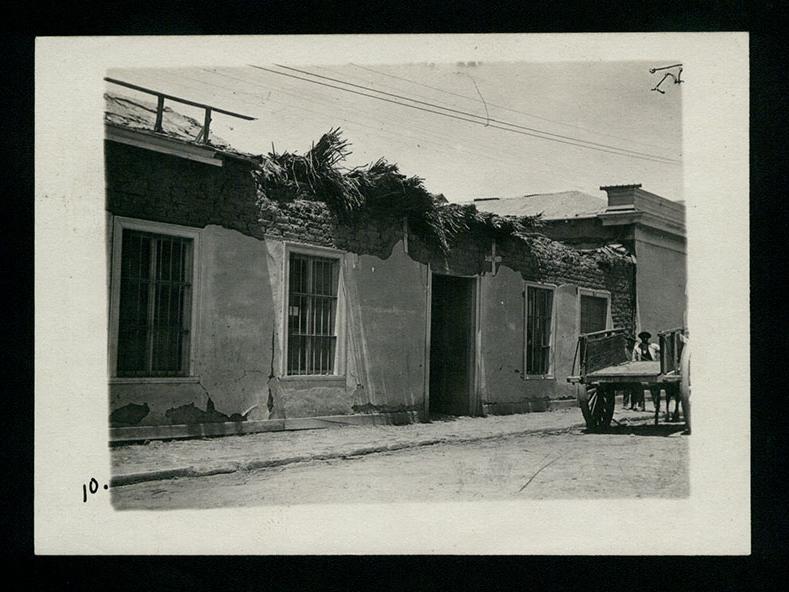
658 327 687 376
573 328 630 380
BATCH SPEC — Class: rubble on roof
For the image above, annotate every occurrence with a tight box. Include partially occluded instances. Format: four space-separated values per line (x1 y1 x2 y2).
253 127 546 255
105 97 634 265
472 190 607 219
104 92 259 159
514 233 635 271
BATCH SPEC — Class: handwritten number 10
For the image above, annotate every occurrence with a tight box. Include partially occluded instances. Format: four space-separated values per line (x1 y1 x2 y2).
82 477 108 502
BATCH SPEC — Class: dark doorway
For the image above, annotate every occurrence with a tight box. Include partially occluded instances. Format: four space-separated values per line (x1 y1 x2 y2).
429 273 476 417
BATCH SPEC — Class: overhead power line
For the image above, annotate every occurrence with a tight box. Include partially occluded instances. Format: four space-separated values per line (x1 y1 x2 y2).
348 63 678 154
274 64 679 163
193 68 589 188
249 64 680 166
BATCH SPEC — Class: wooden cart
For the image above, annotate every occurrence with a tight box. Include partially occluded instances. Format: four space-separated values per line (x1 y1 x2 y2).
567 327 690 432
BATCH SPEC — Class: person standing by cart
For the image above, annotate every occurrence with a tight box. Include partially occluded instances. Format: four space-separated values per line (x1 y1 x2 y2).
632 331 661 413
622 335 641 409
632 331 660 362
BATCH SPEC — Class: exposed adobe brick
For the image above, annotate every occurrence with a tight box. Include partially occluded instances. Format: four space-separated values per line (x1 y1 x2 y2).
106 141 636 336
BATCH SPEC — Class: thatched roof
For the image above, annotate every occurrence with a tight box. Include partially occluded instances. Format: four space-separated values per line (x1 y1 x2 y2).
253 128 548 255
103 95 633 265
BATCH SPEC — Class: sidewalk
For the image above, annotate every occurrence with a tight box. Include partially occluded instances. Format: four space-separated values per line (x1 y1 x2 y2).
110 403 652 487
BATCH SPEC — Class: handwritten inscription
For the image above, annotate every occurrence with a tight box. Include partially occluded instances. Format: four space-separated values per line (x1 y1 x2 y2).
650 64 684 94
82 477 109 502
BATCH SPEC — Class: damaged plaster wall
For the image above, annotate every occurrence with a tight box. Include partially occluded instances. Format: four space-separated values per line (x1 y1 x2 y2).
108 224 274 426
196 225 272 421
551 284 582 399
345 240 428 415
479 266 525 406
109 382 206 426
106 140 636 426
262 238 356 419
478 270 580 412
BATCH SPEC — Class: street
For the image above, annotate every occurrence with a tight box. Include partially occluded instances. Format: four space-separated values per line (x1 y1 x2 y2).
112 416 688 510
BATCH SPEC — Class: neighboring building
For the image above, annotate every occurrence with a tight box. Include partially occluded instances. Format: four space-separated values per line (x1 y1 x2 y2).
474 186 687 338
104 92 637 441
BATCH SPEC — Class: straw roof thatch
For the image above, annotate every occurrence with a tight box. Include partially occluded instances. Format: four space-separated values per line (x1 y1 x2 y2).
253 128 545 254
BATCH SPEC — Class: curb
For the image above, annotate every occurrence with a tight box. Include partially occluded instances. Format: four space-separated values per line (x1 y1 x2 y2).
550 394 625 410
548 398 579 410
111 417 589 488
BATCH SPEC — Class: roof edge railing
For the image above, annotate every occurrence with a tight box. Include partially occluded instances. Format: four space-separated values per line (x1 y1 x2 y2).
104 77 256 145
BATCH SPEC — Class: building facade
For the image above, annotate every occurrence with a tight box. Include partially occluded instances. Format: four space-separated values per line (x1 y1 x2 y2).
105 98 638 441
474 185 687 338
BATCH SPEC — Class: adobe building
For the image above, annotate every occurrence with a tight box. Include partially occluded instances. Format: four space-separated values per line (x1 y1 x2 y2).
104 90 638 442
474 186 687 338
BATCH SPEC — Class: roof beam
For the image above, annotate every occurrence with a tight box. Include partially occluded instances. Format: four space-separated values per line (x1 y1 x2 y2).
105 125 223 167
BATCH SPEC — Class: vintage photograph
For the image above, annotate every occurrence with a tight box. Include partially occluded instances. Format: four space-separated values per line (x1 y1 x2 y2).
103 60 689 510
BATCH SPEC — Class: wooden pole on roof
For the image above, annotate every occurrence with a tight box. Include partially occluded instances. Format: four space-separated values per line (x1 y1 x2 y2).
154 96 165 132
104 77 255 142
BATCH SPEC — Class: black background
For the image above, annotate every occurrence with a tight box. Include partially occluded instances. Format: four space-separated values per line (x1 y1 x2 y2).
5 1 785 589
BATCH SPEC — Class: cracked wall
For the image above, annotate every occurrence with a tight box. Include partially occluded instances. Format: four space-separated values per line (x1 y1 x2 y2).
106 141 636 425
345 240 428 414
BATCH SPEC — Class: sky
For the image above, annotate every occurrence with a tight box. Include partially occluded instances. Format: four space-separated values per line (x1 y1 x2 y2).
108 61 684 203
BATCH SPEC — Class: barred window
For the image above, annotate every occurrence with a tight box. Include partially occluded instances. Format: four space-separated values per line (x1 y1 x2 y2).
525 285 554 375
116 230 193 377
287 252 339 375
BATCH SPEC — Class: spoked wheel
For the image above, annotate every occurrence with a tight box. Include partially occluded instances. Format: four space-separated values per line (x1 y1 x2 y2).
577 383 615 431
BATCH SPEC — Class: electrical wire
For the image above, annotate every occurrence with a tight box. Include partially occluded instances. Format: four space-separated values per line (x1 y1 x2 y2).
273 63 680 163
126 68 573 191
198 67 593 190
249 64 680 166
348 63 678 154
108 68 658 196
117 68 608 194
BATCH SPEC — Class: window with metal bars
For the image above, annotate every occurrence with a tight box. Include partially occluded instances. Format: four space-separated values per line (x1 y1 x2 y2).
116 230 193 377
286 252 339 375
525 285 554 375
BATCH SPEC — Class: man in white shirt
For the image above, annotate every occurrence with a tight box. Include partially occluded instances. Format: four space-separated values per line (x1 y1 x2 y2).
632 331 660 361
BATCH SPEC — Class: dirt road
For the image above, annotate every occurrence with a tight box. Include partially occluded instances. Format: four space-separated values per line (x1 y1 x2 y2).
112 419 688 509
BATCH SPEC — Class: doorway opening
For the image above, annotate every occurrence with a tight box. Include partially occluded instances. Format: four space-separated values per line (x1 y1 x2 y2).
428 273 478 417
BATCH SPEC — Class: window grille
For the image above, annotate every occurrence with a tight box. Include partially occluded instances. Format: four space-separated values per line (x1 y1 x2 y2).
526 286 553 375
287 253 339 375
116 230 193 377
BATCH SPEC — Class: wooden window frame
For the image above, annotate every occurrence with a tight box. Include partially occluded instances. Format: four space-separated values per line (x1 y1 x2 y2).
523 281 557 379
281 242 347 380
108 216 202 383
577 287 613 336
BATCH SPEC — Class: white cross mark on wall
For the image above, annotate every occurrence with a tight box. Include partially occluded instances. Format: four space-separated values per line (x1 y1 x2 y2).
485 240 502 276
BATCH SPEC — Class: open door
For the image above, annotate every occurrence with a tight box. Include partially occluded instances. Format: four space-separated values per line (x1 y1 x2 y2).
428 273 477 416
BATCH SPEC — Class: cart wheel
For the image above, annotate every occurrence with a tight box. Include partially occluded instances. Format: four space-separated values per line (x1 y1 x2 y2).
577 384 615 431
